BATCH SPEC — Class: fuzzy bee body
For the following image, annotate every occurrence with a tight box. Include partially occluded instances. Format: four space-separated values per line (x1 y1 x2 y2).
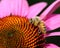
0 16 46 48
29 16 46 34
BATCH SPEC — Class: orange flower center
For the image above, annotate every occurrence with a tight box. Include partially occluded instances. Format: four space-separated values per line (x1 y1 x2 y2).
0 15 45 48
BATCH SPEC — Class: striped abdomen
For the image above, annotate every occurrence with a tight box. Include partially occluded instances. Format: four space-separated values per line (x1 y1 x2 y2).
0 15 45 48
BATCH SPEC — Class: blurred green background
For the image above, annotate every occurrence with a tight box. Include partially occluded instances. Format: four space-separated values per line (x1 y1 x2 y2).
27 0 60 46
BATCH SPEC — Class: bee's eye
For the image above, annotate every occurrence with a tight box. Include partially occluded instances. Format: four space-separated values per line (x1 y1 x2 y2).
29 19 33 23
29 19 35 25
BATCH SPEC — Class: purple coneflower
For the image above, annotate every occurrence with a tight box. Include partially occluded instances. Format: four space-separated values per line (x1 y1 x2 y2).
0 0 60 48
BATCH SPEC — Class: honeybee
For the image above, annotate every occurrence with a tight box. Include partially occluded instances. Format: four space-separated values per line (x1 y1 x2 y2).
29 16 46 34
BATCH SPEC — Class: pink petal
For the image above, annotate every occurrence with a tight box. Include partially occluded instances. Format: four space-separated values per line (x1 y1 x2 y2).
44 14 60 30
40 0 60 20
56 0 60 1
12 0 29 17
20 0 29 16
27 2 47 19
46 44 59 48
46 32 60 37
0 0 13 18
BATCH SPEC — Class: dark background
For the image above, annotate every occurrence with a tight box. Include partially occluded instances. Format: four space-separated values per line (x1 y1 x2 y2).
27 0 60 46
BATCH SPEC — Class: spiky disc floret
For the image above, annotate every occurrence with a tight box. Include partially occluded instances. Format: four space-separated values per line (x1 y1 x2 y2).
0 15 46 48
